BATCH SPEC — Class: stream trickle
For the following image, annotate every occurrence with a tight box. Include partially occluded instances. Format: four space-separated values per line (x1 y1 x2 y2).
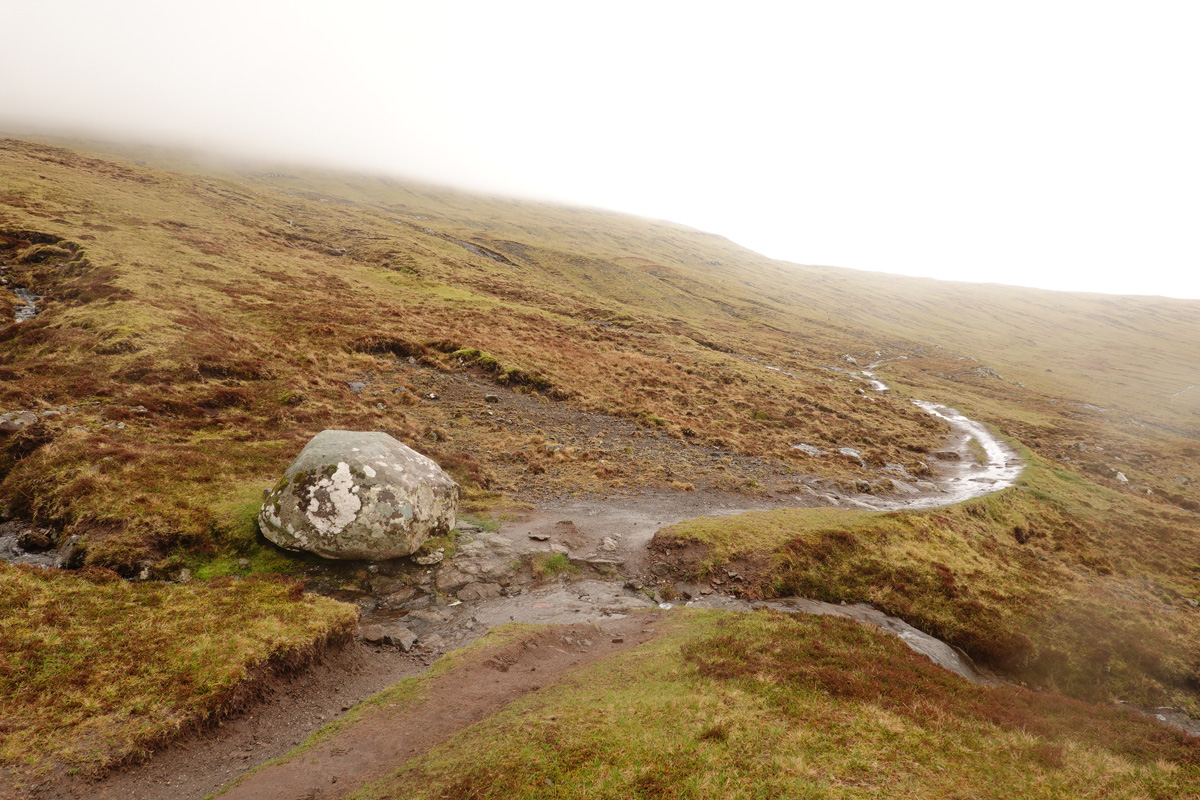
13 287 42 322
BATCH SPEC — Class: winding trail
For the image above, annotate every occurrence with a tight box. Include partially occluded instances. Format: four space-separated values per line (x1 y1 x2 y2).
404 359 1023 687
35 359 1030 800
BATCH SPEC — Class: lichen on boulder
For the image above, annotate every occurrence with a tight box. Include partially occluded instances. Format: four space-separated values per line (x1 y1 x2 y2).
259 430 459 559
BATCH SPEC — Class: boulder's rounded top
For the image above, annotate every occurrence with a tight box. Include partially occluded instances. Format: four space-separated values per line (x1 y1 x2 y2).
287 430 457 491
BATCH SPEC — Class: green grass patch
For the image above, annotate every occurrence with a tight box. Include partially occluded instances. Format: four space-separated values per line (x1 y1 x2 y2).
0 563 357 777
656 459 1200 709
348 610 1200 799
458 513 501 532
531 552 578 579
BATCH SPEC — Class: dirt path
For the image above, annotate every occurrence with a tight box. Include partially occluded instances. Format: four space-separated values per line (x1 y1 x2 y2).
217 615 659 800
38 644 429 800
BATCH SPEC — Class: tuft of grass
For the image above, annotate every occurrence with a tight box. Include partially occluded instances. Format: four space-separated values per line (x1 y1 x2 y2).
966 435 988 464
0 562 357 777
458 513 501 532
531 552 578 579
417 529 458 561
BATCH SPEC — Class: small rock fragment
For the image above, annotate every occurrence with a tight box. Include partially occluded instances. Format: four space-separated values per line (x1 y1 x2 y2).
413 548 444 565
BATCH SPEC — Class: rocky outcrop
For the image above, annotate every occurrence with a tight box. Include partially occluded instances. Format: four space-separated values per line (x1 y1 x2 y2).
259 430 459 560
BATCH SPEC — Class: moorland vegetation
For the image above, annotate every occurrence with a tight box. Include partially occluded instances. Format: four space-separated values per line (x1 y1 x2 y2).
1 135 1199 790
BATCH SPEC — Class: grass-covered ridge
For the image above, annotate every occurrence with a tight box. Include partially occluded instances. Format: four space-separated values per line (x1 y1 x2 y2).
348 611 1200 799
655 456 1200 710
0 562 356 777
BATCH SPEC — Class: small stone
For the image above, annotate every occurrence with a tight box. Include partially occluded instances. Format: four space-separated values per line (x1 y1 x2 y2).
347 381 368 393
413 548 444 566
55 535 85 569
361 624 386 643
368 575 407 595
177 568 192 583
528 533 551 541
384 626 418 651
0 411 38 433
17 529 52 551
484 394 500 404
434 565 472 593
611 637 624 644
377 588 418 608
458 582 502 602
599 536 619 552
1115 472 1129 483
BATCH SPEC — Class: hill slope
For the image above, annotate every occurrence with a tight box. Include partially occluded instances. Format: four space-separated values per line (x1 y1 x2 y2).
2 136 1200 787
2 136 1195 565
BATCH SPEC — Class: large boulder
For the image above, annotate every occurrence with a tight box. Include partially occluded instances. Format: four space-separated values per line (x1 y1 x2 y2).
259 430 459 559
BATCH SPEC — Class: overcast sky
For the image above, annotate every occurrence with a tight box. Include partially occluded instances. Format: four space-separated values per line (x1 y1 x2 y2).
3 1 1198 298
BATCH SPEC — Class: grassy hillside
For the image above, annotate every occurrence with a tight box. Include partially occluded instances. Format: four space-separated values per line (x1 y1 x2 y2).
2 135 1200 782
2 136 1195 569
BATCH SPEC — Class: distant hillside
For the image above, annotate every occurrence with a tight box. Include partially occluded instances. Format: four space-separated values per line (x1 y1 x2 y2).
1 135 1197 568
